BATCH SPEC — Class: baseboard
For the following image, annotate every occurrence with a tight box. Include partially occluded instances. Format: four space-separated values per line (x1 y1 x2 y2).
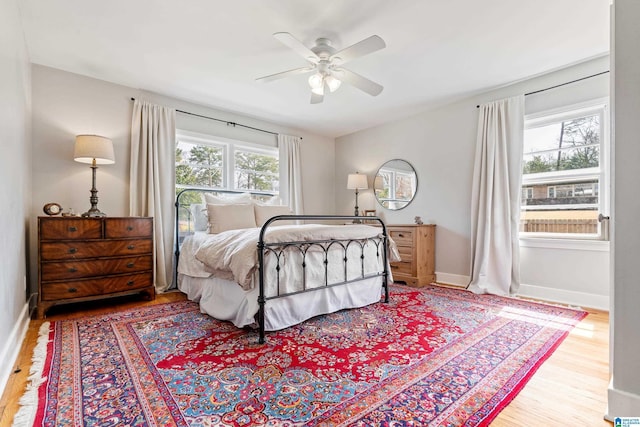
0 300 31 398
435 272 469 288
606 381 640 420
518 283 609 311
434 272 609 311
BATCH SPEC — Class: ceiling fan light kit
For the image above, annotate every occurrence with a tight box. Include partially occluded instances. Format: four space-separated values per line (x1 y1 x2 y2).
257 32 386 104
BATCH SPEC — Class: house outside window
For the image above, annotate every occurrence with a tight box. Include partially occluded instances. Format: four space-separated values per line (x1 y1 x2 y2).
520 100 608 239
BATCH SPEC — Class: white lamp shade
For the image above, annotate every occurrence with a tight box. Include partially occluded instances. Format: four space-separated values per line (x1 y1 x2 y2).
347 173 368 190
325 74 342 92
308 73 324 90
74 135 115 164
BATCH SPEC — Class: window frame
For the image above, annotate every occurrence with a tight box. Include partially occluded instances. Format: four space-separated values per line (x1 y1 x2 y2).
175 130 279 195
520 98 610 241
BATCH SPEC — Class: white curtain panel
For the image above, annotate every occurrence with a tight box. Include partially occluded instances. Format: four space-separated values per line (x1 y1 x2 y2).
129 100 176 292
468 95 524 296
278 134 304 214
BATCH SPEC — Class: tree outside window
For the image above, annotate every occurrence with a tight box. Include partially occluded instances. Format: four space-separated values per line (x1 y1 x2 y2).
234 149 279 192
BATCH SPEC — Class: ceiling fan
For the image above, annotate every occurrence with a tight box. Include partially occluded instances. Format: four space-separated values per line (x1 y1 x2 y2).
256 32 386 104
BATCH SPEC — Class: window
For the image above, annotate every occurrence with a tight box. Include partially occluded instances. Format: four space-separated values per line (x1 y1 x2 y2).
175 131 279 201
520 101 608 239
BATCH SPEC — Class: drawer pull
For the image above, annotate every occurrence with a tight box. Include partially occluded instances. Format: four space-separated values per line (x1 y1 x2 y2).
127 280 135 286
127 245 135 250
390 264 398 269
127 262 135 268
68 248 77 254
126 226 134 231
397 233 404 238
68 267 78 273
68 226 77 232
67 287 77 293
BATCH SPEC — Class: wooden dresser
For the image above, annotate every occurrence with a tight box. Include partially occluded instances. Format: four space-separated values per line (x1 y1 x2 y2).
37 217 155 318
387 224 436 287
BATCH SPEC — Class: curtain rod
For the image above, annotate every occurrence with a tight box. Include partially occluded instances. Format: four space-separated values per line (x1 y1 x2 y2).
476 70 610 108
130 97 287 137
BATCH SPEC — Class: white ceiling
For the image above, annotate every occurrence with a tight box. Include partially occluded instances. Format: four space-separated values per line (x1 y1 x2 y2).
18 0 610 138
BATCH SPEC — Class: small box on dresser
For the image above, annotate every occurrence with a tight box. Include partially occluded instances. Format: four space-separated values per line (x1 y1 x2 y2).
387 224 436 287
38 216 155 318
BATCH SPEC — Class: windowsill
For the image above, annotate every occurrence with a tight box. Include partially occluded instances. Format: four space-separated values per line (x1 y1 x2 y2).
519 236 610 251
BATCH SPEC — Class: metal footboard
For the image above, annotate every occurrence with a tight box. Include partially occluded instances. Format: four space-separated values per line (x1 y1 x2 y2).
257 215 389 344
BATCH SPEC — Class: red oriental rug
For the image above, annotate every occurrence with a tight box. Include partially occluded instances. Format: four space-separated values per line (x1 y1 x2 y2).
14 284 586 426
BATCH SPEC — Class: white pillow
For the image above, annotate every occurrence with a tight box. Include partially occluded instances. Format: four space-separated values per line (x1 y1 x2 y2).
254 204 293 227
190 203 209 232
204 192 252 205
255 195 282 205
207 203 256 234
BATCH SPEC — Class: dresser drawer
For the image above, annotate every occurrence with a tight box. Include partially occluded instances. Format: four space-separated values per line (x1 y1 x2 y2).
389 229 413 246
41 255 153 281
390 261 413 276
40 239 153 261
40 218 102 240
103 272 153 293
105 218 153 238
41 281 101 301
396 245 413 262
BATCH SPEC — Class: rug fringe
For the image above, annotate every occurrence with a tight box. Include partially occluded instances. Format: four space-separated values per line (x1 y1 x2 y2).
11 322 51 427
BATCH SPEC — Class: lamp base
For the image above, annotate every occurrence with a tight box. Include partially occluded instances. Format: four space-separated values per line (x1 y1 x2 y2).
353 188 362 223
82 209 106 218
83 163 107 217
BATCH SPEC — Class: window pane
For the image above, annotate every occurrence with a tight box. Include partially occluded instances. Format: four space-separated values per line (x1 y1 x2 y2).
394 172 415 201
521 110 603 237
234 149 279 192
523 115 600 175
176 141 224 188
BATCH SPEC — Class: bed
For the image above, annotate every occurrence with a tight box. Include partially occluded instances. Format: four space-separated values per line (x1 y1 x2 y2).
174 188 394 343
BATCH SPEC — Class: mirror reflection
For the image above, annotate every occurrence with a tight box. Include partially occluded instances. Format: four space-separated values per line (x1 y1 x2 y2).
374 159 417 210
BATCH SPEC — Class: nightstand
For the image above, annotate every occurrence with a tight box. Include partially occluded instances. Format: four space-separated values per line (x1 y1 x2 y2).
387 224 436 287
37 216 155 318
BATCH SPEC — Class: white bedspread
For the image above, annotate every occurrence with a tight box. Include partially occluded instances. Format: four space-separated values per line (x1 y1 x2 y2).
177 224 398 331
182 224 394 291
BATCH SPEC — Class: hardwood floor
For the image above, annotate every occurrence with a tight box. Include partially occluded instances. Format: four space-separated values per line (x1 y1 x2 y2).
0 290 612 426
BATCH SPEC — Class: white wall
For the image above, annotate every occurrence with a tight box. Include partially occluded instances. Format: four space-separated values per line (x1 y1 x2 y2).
0 0 32 395
29 65 335 293
608 0 640 417
336 56 610 309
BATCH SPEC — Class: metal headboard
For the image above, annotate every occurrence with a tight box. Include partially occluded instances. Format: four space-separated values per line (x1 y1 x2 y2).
174 187 276 287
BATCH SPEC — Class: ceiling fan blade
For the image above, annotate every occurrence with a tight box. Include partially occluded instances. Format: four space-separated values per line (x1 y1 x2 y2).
310 91 324 104
256 67 314 83
273 32 319 64
333 68 383 96
331 35 386 64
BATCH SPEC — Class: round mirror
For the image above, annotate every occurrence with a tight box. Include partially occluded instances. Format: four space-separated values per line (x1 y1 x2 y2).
374 159 418 210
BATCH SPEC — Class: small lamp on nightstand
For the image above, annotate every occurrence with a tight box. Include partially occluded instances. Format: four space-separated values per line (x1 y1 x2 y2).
347 172 368 222
74 134 115 217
